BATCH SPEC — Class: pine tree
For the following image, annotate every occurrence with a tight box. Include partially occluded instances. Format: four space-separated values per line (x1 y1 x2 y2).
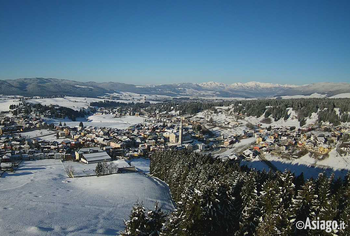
161 185 196 236
316 173 338 221
256 178 281 235
338 174 350 235
277 171 296 235
290 180 319 235
121 202 148 236
236 172 260 236
294 172 305 191
144 203 167 236
95 162 103 176
162 208 184 236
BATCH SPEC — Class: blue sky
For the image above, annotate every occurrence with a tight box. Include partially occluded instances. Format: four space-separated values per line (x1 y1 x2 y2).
0 0 349 85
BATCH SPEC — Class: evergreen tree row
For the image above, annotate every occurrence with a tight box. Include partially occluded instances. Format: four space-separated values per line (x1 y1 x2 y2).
122 150 350 235
121 202 167 236
233 98 350 125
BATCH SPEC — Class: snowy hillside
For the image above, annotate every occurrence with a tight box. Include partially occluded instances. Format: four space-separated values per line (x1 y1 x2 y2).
280 93 327 99
330 93 350 98
0 160 174 235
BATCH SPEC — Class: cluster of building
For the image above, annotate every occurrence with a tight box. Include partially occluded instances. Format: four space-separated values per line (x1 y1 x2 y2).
0 103 225 173
3 99 349 174
240 125 350 160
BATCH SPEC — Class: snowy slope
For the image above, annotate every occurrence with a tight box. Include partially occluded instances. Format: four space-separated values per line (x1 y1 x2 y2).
280 93 327 99
329 93 350 98
249 152 350 178
27 97 105 111
0 160 174 235
129 158 151 173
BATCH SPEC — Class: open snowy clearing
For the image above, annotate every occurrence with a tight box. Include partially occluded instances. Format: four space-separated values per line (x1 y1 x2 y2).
329 93 350 98
27 97 106 111
106 92 166 103
62 159 131 177
280 93 327 99
20 129 56 139
27 95 160 111
129 158 150 173
45 114 144 129
0 160 174 236
19 130 68 142
0 98 21 112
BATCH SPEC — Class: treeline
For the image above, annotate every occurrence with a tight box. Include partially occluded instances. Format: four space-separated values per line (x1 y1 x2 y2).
233 98 350 126
32 103 87 121
140 101 231 115
91 100 232 115
90 101 150 108
123 150 350 235
149 101 231 115
11 103 87 121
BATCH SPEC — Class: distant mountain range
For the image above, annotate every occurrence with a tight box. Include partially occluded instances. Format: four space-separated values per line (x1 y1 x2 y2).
0 78 350 98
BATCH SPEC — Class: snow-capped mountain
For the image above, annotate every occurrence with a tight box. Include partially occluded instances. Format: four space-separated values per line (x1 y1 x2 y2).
197 81 299 93
0 78 349 98
231 81 299 89
199 82 230 89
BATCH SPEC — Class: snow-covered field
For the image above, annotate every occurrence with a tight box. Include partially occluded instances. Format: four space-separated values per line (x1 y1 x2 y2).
106 92 167 103
0 98 21 112
45 114 144 129
0 160 174 235
27 97 105 111
21 130 56 139
19 130 69 142
62 159 131 177
27 95 162 111
329 93 350 98
129 158 150 173
280 93 327 99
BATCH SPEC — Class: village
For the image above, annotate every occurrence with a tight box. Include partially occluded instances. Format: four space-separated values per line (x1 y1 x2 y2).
0 99 224 177
1 98 350 178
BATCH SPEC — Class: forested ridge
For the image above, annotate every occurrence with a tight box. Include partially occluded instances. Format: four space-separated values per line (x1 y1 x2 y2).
123 150 350 235
94 98 350 126
232 98 350 126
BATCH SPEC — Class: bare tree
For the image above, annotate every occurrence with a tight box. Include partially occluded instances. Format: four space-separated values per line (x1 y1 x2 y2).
65 165 75 178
